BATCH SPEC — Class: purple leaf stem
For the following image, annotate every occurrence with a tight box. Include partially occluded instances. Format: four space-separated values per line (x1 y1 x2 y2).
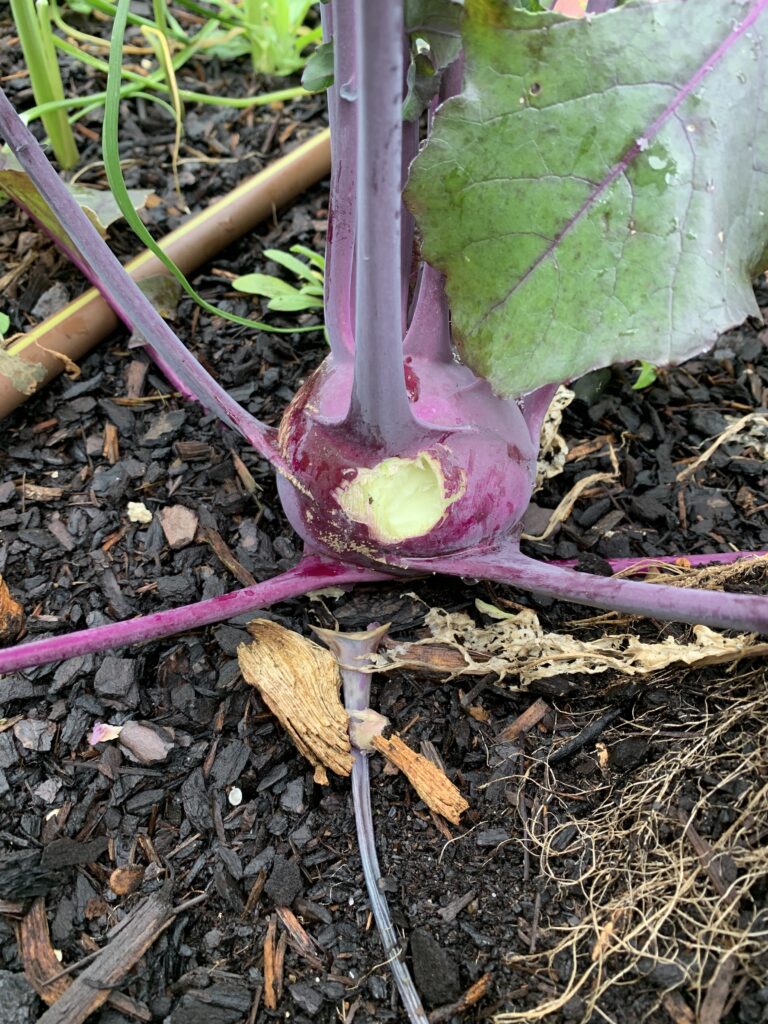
314 625 428 1024
346 0 416 448
0 88 286 471
351 755 429 1024
403 262 453 363
0 558 394 676
401 112 419 327
407 543 768 634
323 0 356 357
312 624 389 710
519 383 560 439
550 550 768 574
439 54 464 104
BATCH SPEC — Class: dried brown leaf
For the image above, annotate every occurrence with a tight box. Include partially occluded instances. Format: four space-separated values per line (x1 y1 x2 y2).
375 603 768 685
239 620 353 776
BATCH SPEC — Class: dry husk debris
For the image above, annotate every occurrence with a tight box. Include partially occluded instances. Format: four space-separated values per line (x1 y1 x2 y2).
373 598 768 686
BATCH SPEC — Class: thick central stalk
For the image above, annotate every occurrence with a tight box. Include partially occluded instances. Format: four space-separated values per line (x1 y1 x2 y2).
347 0 416 448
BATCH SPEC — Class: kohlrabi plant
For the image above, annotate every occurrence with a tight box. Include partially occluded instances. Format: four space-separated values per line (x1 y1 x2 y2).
2 1 768 1019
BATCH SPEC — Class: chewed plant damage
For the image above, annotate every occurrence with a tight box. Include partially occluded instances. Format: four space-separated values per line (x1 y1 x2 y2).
2 1 768 1020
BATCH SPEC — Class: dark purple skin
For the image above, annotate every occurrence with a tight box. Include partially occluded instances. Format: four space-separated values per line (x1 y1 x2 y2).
276 354 540 564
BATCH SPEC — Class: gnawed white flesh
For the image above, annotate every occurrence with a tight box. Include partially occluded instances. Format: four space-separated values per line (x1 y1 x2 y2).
336 452 458 544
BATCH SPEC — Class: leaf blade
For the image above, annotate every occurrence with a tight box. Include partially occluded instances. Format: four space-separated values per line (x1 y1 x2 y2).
407 0 768 397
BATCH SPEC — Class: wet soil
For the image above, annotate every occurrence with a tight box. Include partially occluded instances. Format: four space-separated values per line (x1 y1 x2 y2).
1 13 767 1024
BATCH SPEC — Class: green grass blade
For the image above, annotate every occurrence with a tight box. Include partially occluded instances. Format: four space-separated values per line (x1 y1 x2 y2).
289 244 325 271
101 0 319 335
9 0 78 167
267 293 324 312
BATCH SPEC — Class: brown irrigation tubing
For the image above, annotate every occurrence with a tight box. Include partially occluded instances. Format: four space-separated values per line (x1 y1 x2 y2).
0 129 330 420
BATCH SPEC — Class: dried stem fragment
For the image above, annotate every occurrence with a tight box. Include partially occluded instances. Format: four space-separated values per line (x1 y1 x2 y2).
371 733 468 825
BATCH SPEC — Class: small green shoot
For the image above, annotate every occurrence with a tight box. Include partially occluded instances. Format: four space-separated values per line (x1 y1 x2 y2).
0 312 11 340
9 0 78 168
632 361 658 390
174 0 321 76
233 245 324 313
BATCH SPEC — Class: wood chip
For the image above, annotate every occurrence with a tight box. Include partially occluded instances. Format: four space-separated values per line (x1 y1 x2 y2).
102 422 119 464
438 890 476 924
159 504 199 550
0 574 24 644
496 698 551 743
371 733 468 825
429 971 493 1022
199 524 257 586
231 450 262 496
20 483 64 501
117 721 174 764
108 866 144 897
19 898 69 1006
19 897 150 1020
275 906 322 960
263 915 284 1011
661 990 696 1024
676 808 737 899
699 954 736 1024
36 885 175 1024
239 620 353 777
125 359 148 398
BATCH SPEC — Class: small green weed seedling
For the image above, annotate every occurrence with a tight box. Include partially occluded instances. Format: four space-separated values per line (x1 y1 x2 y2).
233 244 324 313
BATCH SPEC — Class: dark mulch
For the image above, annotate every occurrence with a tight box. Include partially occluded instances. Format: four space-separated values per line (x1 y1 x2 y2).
1 13 767 1024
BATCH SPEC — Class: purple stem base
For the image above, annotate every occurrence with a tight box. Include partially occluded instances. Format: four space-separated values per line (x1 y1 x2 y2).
406 542 768 634
550 550 768 574
0 558 393 675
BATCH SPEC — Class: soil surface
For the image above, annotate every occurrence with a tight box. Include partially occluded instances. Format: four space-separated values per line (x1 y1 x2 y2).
1 13 768 1024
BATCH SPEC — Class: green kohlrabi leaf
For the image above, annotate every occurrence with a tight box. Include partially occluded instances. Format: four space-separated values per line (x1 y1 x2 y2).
302 41 335 92
405 0 463 69
406 0 768 398
404 0 463 120
0 150 152 240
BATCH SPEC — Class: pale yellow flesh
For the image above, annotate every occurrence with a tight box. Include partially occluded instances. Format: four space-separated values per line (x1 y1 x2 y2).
336 452 457 544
